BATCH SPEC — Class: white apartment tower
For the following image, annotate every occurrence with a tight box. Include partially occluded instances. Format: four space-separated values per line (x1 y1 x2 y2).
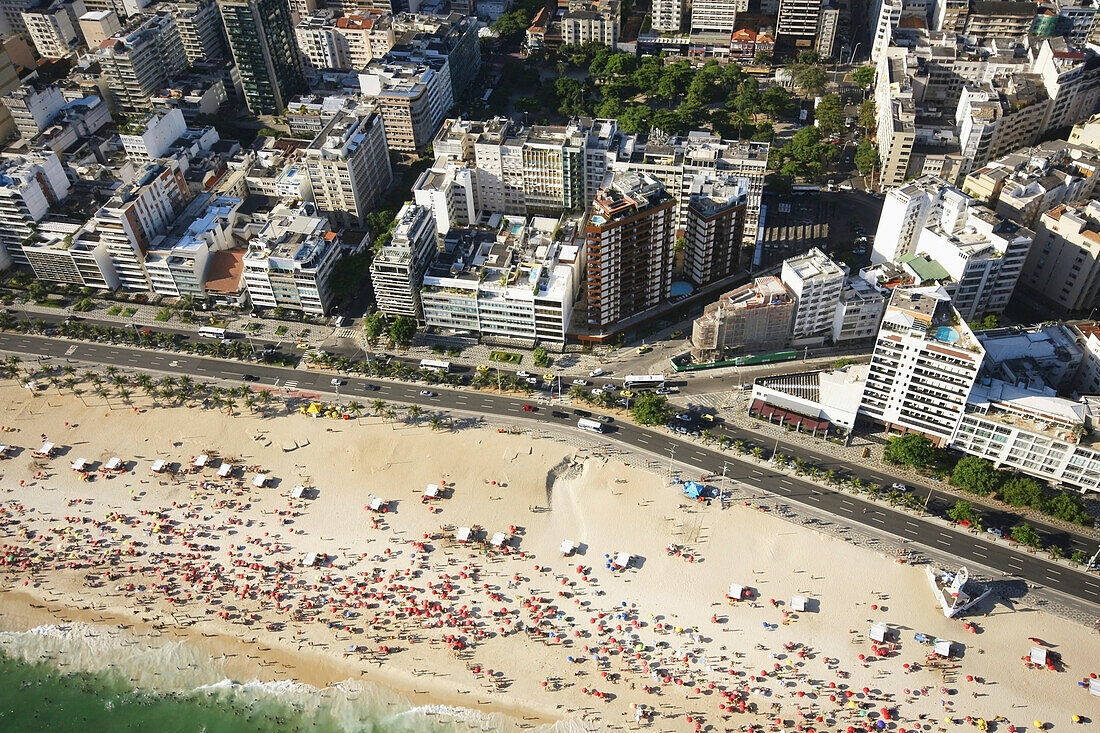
859 286 984 446
0 150 71 270
302 108 392 227
174 0 229 64
1019 200 1100 315
650 0 682 33
97 12 188 113
781 247 845 339
21 0 83 59
871 176 967 264
4 84 67 140
370 203 437 320
690 0 738 34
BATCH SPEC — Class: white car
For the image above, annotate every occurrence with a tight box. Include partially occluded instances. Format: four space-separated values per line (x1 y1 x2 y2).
419 390 436 397
591 388 604 396
572 378 589 386
589 368 604 377
516 370 531 378
330 378 343 386
890 482 911 493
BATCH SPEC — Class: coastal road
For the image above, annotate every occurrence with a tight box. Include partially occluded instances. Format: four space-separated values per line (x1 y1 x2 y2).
2 332 1098 611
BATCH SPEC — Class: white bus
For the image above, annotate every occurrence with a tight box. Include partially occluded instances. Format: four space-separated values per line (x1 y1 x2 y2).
622 374 666 390
419 359 451 373
198 326 227 339
577 418 605 433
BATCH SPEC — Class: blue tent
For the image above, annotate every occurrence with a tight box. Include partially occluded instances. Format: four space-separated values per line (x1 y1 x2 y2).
682 481 703 499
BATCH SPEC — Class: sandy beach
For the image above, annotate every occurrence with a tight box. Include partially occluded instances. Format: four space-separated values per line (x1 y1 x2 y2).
0 376 1097 732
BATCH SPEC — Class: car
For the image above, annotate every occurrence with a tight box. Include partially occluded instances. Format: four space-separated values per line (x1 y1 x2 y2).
674 425 690 435
589 368 604 377
573 408 591 417
419 390 436 397
669 330 684 339
295 342 310 350
676 413 693 422
572 378 589 386
656 387 670 395
891 482 911 493
986 527 1003 538
525 377 538 385
620 389 635 399
603 383 618 391
699 413 715 422
591 388 604 396
522 404 536 412
551 410 569 418
597 415 613 423
330 378 344 386
363 383 380 391
516 370 531 378
242 374 260 382
636 345 652 354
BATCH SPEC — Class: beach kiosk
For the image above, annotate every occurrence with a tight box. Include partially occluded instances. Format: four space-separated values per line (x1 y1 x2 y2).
934 639 954 658
151 459 167 473
103 457 122 472
727 583 745 601
193 454 208 469
560 539 576 556
870 622 890 643
611 552 632 570
791 595 808 612
423 484 439 500
216 463 233 478
490 531 507 548
252 474 268 488
70 458 89 472
456 527 471 543
290 485 306 499
33 442 55 458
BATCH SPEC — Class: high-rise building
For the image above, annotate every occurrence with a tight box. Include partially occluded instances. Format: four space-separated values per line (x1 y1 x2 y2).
963 1 1036 38
21 0 83 59
4 83 67 140
77 8 120 48
858 286 984 446
118 108 188 163
1018 201 1100 316
683 173 747 287
0 0 38 37
218 0 307 115
933 0 968 33
370 202 437 320
295 9 346 70
302 108 392 227
689 276 795 361
690 0 737 34
97 12 188 113
175 0 229 64
0 150 71 270
584 171 675 333
780 247 845 339
650 0 682 33
0 46 24 142
359 61 448 153
776 0 822 51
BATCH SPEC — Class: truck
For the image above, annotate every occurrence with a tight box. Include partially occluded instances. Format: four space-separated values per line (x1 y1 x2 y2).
577 418 605 433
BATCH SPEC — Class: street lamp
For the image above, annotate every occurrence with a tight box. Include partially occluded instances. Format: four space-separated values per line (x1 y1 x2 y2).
848 43 862 65
667 445 677 480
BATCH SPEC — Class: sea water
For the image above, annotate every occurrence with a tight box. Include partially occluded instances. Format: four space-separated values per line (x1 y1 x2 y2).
0 624 570 733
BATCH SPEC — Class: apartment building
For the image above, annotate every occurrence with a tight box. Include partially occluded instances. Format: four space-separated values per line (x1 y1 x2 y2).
144 193 239 297
119 108 187 163
955 75 1051 177
97 12 188 113
242 202 341 315
559 0 620 49
832 278 887 343
411 164 477 235
683 173 747 287
963 1 1037 38
689 0 737 35
584 172 675 334
359 61 448 153
1030 37 1100 135
302 108 392 227
859 286 985 446
21 220 117 290
1019 201 1100 316
872 175 965 264
776 0 823 53
27 94 111 154
0 150 71 270
420 218 581 346
690 276 795 362
295 9 346 70
369 202 437 319
174 0 229 64
4 83 67 140
21 0 83 58
78 8 120 47
0 0 37 36
219 0 307 115
934 0 968 32
650 0 683 33
781 247 845 339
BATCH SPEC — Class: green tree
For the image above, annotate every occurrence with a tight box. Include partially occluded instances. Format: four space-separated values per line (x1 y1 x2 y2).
532 347 552 368
854 139 878 175
790 64 827 96
753 50 773 66
363 312 386 344
814 94 845 136
1010 523 1042 548
1045 492 1092 525
852 65 877 89
761 86 793 120
882 433 936 468
553 77 585 117
951 456 1000 495
630 392 672 426
967 314 999 332
618 104 651 133
490 8 530 46
999 475 1044 508
946 499 975 523
389 316 417 346
858 99 876 130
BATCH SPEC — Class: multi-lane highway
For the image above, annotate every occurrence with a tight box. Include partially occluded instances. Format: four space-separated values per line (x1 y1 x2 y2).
2 330 1098 610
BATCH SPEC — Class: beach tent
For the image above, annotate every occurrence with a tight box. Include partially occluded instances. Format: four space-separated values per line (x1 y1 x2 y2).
1090 678 1100 697
727 583 744 600
560 539 576 556
290 485 305 499
307 402 323 416
456 527 471 543
490 531 507 548
217 463 233 478
0 444 10 458
151 459 166 473
791 595 808 612
682 481 703 499
424 484 439 499
71 458 88 472
35 442 55 457
103 457 121 471
252 474 267 488
870 622 890 642
303 552 319 567
193 454 208 468
934 639 953 658
1030 647 1047 665
613 552 632 569
368 497 384 512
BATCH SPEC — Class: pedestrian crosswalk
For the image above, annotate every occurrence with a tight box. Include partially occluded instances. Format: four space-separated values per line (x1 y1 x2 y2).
333 327 358 340
282 380 298 390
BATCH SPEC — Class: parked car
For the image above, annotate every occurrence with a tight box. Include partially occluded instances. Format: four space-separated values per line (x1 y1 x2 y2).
986 527 1003 538
589 368 605 377
516 371 531 378
572 378 589 386
669 330 684 339
591 388 604 396
525 377 538 385
676 413 693 422
597 415 613 423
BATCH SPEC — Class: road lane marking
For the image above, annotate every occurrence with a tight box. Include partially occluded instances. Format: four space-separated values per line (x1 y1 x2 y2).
936 539 950 546
972 551 986 559
1045 568 1061 576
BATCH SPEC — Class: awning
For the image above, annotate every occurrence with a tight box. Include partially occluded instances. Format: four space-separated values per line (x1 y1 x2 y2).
456 527 471 542
491 531 507 547
791 595 808 611
193 454 208 468
870 622 889 642
1030 646 1047 665
217 463 232 478
290 485 305 499
104 457 121 471
252 474 267 487
934 639 953 657
559 539 575 555
151 459 166 472
728 583 744 600
424 484 439 498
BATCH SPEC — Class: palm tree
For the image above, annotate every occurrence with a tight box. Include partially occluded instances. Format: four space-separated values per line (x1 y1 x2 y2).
700 429 715 445
371 399 386 416
104 365 118 380
84 370 101 387
111 374 127 389
428 414 442 431
407 404 422 423
383 407 397 424
1047 544 1064 560
117 386 132 405
0 310 14 331
224 397 237 416
244 393 256 413
177 375 192 392
63 376 78 393
96 387 112 409
346 400 363 419
257 390 273 410
73 387 87 407
61 364 76 378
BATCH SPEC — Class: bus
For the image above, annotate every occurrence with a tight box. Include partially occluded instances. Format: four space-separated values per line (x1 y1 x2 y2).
622 374 666 390
577 418 605 433
418 359 451 373
198 326 227 339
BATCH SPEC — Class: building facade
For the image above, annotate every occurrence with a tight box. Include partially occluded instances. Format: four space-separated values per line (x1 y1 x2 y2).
218 0 307 115
369 202 437 319
302 107 392 227
781 247 845 339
